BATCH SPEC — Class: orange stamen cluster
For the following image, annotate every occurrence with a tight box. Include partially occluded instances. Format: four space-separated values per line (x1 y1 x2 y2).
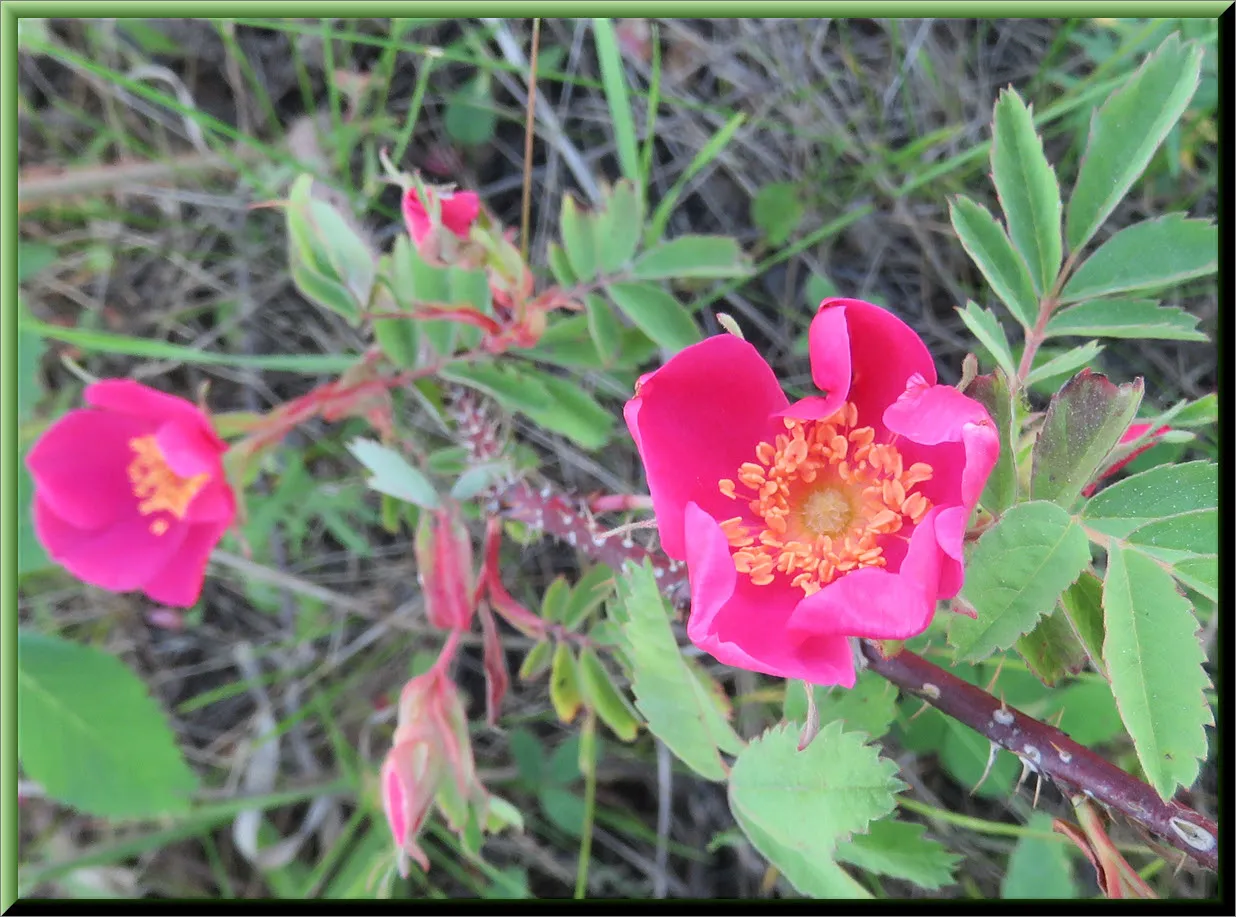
127 435 209 536
717 402 933 596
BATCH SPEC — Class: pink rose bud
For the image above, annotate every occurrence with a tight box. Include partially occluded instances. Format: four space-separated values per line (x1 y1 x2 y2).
414 501 476 632
402 187 480 247
380 727 444 876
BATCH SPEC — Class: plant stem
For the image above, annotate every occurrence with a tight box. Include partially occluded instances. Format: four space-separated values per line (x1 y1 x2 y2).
575 712 599 900
488 479 1219 874
897 797 1152 855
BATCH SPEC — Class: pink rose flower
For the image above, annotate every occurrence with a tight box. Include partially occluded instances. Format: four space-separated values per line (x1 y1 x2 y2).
624 298 1000 687
402 186 481 245
26 380 236 607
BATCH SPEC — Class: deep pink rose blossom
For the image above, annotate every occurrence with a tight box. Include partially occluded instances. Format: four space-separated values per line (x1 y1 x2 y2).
624 298 1000 687
402 187 481 245
26 380 236 607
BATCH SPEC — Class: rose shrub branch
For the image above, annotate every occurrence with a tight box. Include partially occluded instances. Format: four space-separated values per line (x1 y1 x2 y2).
487 475 1218 873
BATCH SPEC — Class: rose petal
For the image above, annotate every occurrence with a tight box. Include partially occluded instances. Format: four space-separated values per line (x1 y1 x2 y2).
624 335 789 559
185 476 236 524
26 410 151 530
439 191 481 238
154 419 220 479
788 507 945 641
140 520 229 607
802 299 937 432
34 498 189 592
683 503 857 687
884 379 999 508
85 380 225 450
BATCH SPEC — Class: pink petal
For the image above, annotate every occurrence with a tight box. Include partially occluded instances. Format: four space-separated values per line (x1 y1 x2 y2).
624 335 789 560
154 419 221 479
883 378 1000 509
682 503 857 687
34 498 189 592
184 476 236 525
402 191 433 244
26 410 151 530
803 299 937 433
140 520 229 607
85 381 224 450
439 192 481 238
787 507 945 643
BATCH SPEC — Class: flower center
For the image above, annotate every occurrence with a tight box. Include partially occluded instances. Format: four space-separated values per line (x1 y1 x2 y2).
127 435 209 536
717 401 933 596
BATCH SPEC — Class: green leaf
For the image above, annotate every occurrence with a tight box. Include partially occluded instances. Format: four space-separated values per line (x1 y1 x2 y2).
1061 215 1217 303
1001 813 1078 899
19 317 357 373
563 565 616 631
1045 297 1207 342
546 242 577 286
751 182 805 247
957 302 1017 379
965 369 1018 515
592 19 641 187
1066 35 1204 254
1031 370 1143 508
595 179 644 275
18 240 57 282
17 454 54 578
617 561 743 781
949 195 1039 328
1171 556 1217 603
18 630 198 818
549 642 583 724
630 235 752 280
440 363 551 413
541 575 571 624
1102 543 1213 800
835 820 960 891
444 71 496 147
286 175 375 323
730 804 872 898
728 722 903 897
1081 460 1217 540
560 194 599 282
1014 607 1089 687
1058 572 1108 679
950 501 1092 661
346 438 439 509
784 671 897 740
607 282 700 352
576 647 640 742
518 640 553 682
991 89 1062 295
1023 340 1104 389
515 370 614 450
584 293 622 366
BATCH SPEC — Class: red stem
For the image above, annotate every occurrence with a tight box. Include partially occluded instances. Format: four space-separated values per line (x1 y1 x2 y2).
489 479 1218 872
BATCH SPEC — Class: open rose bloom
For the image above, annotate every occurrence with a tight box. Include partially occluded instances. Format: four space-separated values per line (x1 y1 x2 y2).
625 298 999 687
25 380 236 607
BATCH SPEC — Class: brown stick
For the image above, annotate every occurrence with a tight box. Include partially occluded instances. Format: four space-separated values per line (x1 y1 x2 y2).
489 478 1218 872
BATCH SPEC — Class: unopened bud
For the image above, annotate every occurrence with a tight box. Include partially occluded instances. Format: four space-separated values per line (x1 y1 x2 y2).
415 501 476 632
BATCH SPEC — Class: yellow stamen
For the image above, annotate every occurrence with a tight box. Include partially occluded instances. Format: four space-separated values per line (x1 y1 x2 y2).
717 402 934 595
127 435 209 536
